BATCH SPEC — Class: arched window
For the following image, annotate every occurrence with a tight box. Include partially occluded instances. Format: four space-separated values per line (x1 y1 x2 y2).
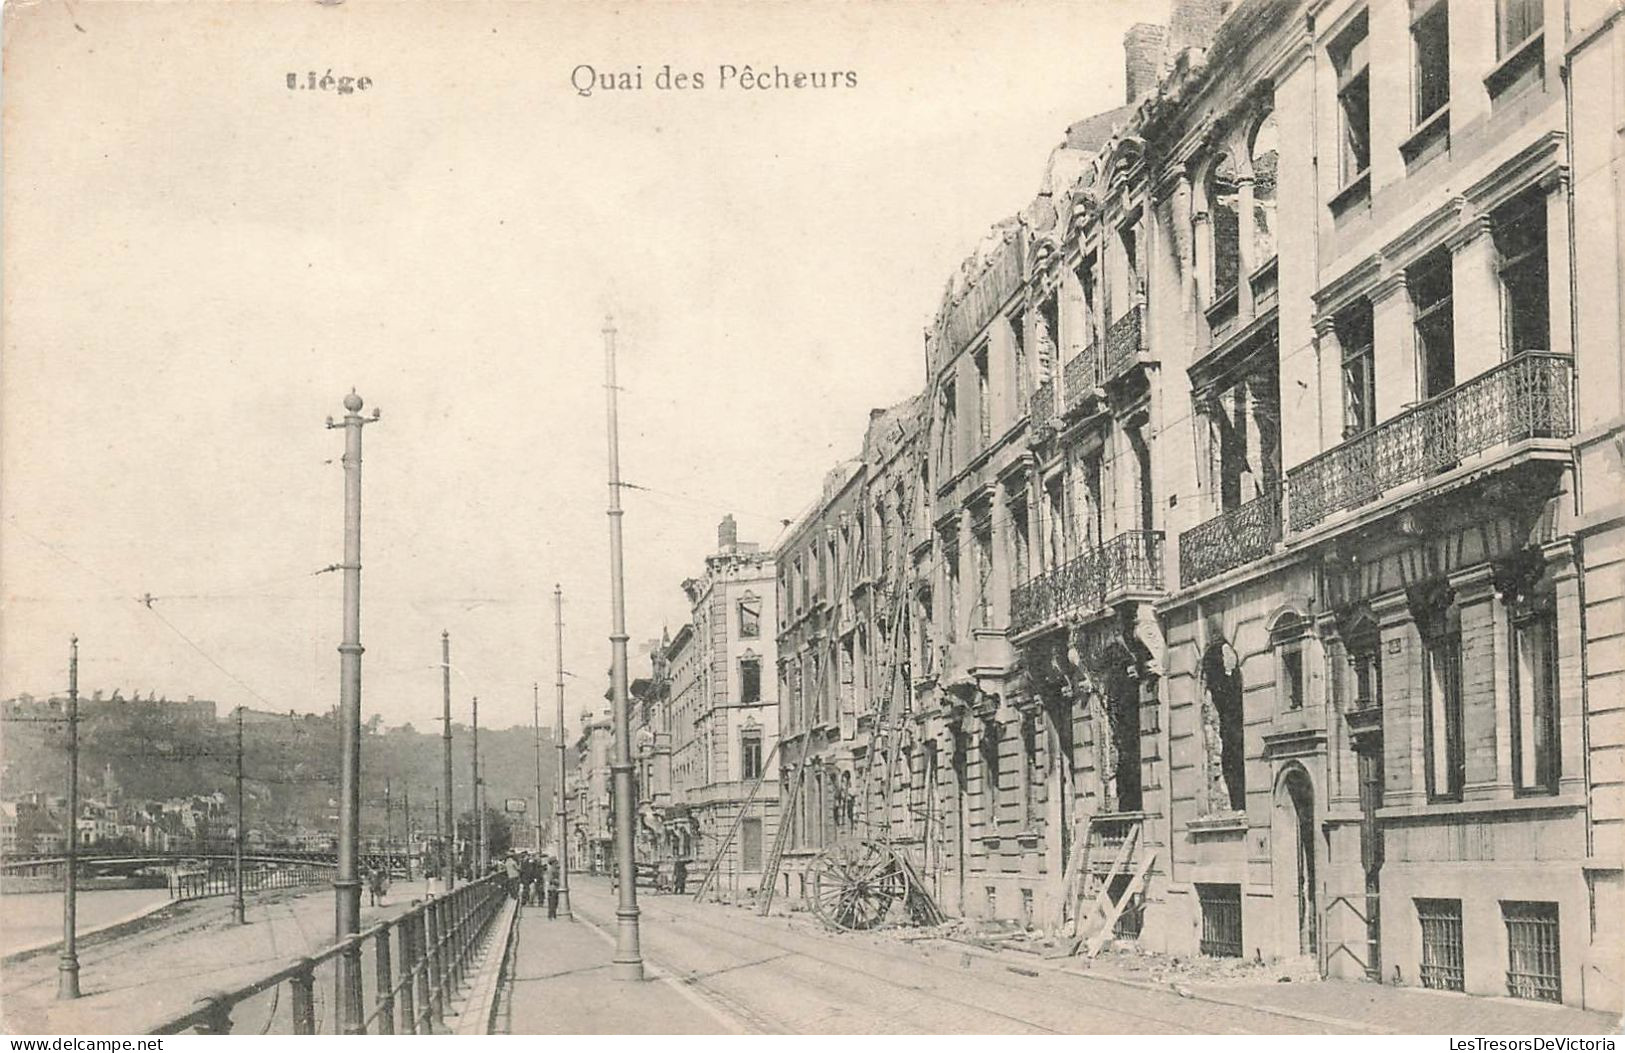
1208 154 1241 300
1250 115 1279 266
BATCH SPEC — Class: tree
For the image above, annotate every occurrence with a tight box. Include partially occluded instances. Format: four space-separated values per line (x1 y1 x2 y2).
456 805 513 862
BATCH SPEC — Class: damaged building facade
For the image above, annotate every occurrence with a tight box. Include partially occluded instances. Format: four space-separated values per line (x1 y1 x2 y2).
770 0 1622 1012
774 398 926 903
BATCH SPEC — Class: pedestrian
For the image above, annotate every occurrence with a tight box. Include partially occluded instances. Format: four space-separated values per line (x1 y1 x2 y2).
367 865 385 906
527 854 543 906
504 853 521 899
545 858 561 919
673 856 688 896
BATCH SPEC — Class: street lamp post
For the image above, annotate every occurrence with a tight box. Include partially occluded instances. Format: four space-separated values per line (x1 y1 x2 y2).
532 684 545 853
57 636 81 1001
327 388 378 1035
602 314 643 980
440 630 454 890
553 585 572 918
233 706 246 925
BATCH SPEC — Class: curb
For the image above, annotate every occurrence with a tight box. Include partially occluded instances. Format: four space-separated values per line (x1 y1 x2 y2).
2 897 176 963
937 937 1394 1035
453 898 520 1035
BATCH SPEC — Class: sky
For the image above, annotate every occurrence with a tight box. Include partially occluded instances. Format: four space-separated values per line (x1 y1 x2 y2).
2 0 1163 735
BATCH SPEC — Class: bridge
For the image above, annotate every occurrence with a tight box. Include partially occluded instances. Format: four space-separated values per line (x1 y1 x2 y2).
1 847 418 882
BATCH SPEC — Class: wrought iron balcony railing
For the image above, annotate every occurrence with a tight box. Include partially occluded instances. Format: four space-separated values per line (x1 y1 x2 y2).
1284 352 1574 533
1178 489 1282 588
1029 379 1055 430
1104 303 1145 383
1062 345 1103 415
1010 530 1164 636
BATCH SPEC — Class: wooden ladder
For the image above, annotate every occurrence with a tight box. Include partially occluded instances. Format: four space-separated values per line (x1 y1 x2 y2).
690 740 781 903
754 770 805 916
1064 820 1156 958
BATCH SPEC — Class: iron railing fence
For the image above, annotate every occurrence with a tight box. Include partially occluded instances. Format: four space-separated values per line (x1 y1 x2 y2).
1178 489 1283 588
1285 352 1573 533
1010 530 1164 636
149 874 506 1035
171 864 331 902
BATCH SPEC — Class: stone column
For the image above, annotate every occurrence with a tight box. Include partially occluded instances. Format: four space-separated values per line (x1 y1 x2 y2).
1449 214 1503 382
959 506 974 639
1371 272 1416 422
1313 316 1344 450
1026 472 1045 577
1236 173 1257 320
1374 590 1426 809
1543 175 1571 357
1456 567 1508 801
989 488 1010 629
1192 209 1213 316
1242 380 1267 501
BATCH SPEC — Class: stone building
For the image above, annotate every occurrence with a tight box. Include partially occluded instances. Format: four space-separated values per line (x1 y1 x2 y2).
774 397 927 902
660 516 780 895
567 710 613 874
766 0 1621 1012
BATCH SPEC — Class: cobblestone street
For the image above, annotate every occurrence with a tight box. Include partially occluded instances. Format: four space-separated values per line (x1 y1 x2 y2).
494 878 1616 1035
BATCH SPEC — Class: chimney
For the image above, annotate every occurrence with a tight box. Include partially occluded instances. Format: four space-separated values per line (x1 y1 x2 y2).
1124 22 1169 104
718 514 738 551
1167 0 1229 55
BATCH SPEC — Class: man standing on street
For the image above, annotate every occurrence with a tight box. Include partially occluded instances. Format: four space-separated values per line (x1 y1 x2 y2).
545 856 561 919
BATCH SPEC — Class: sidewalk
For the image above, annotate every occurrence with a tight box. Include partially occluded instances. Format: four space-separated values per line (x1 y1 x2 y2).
496 902 741 1035
948 937 1621 1035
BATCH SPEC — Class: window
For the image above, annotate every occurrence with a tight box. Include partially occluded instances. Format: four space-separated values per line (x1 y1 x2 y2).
1019 715 1039 829
971 515 993 629
1209 154 1241 301
1129 425 1154 532
1203 643 1247 813
1337 300 1377 437
1272 613 1311 711
974 348 992 448
1119 223 1141 315
1076 255 1100 349
1009 493 1030 586
1417 898 1466 991
1422 602 1465 802
1330 14 1371 186
1198 883 1243 958
1504 901 1561 1002
979 720 1001 829
1083 453 1105 550
740 817 763 870
938 381 957 476
1498 0 1541 58
1014 309 1034 407
1410 250 1456 398
1512 605 1560 794
1495 193 1550 355
1251 114 1279 265
1411 0 1450 126
738 596 761 638
740 730 763 781
740 657 762 705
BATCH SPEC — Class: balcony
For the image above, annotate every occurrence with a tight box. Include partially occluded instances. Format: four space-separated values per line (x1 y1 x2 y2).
1284 352 1574 534
1104 303 1145 383
1029 380 1056 431
1062 345 1104 416
1010 530 1165 637
1178 489 1282 588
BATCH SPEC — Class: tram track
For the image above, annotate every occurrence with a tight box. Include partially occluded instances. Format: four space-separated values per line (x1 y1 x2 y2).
571 888 1231 1034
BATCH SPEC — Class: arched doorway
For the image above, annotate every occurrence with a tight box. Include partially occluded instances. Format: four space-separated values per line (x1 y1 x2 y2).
1273 767 1318 958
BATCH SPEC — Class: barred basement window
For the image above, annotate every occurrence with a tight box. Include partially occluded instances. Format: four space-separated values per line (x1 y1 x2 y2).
1109 872 1145 938
1416 898 1464 991
1504 901 1561 1002
1198 883 1243 958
